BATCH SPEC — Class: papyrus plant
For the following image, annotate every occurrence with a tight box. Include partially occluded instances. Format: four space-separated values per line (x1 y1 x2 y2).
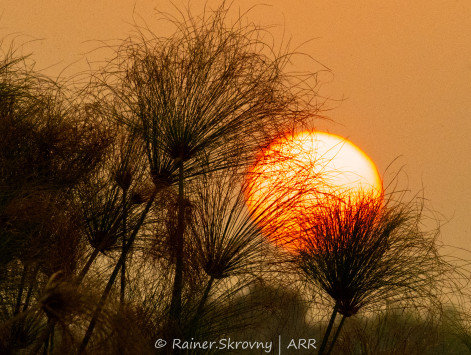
84 3 320 346
296 194 446 355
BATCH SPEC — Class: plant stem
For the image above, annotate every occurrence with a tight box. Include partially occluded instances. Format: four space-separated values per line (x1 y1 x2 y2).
45 323 55 355
326 314 346 355
14 263 28 315
78 202 132 286
188 276 214 336
169 160 185 326
120 189 127 305
30 318 55 355
22 264 40 312
77 245 101 284
318 302 339 355
77 190 156 354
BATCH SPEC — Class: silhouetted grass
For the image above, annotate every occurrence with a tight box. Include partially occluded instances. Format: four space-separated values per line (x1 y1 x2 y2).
0 3 469 355
336 306 471 355
295 193 458 354
79 2 320 349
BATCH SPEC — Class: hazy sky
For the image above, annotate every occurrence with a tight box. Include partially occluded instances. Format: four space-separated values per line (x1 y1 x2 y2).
1 1 470 255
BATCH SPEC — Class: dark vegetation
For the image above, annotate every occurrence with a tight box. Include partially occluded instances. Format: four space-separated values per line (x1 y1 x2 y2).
0 4 469 354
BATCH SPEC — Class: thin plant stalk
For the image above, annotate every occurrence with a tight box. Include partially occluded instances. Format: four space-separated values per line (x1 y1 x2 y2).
169 160 186 326
318 302 339 355
120 188 127 305
76 188 128 285
47 323 55 355
14 264 28 315
77 247 101 284
188 276 215 336
77 228 123 284
30 318 55 355
326 314 346 355
22 264 39 312
78 189 156 354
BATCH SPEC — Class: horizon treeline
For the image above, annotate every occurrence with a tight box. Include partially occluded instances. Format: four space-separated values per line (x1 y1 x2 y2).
0 4 470 355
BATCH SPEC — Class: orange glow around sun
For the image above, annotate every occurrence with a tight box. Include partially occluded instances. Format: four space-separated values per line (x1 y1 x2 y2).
244 131 383 252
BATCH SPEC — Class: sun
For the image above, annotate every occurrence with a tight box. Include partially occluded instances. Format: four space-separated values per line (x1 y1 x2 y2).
245 130 383 251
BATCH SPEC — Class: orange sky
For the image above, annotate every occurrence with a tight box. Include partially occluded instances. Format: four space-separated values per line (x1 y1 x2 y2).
1 0 470 255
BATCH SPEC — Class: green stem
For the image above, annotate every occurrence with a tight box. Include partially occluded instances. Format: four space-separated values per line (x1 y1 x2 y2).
326 314 346 355
77 190 156 354
318 303 339 355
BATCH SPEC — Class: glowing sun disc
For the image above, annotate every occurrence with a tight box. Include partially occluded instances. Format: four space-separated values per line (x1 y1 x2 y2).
245 131 383 251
